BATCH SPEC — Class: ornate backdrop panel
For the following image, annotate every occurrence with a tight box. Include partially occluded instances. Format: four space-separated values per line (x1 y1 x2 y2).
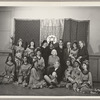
40 19 64 44
14 18 89 48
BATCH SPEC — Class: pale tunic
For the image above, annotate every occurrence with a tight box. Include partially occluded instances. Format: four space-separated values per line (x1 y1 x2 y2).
2 63 15 84
13 46 24 58
18 63 31 83
12 45 24 78
48 55 60 68
37 56 45 80
69 49 78 63
29 68 46 88
25 47 35 57
70 49 78 59
79 72 93 93
81 72 92 87
71 68 82 83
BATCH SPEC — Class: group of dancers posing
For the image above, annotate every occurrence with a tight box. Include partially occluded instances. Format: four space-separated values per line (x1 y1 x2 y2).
0 38 96 94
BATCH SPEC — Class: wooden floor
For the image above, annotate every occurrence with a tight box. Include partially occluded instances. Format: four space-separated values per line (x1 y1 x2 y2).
0 83 99 96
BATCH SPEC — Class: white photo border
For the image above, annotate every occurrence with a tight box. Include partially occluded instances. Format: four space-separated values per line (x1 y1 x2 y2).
0 1 100 98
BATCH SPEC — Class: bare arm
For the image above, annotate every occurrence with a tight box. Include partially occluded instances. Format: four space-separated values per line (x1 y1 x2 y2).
88 72 93 86
12 64 15 76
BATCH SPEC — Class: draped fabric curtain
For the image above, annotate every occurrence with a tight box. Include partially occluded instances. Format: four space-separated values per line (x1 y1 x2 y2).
14 18 89 48
63 19 89 47
40 19 64 44
14 19 40 48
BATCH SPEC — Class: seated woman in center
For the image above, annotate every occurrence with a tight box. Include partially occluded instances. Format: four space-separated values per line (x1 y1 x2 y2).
44 61 62 89
32 49 45 80
28 60 46 89
47 49 60 73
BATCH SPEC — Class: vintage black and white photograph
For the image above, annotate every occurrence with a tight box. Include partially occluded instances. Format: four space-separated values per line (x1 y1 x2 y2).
0 4 100 96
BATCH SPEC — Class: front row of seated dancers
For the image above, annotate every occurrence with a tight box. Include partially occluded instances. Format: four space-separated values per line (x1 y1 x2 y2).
0 38 100 94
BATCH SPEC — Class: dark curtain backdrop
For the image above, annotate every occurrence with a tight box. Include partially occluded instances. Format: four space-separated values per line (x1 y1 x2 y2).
14 19 40 48
14 18 89 48
63 19 89 47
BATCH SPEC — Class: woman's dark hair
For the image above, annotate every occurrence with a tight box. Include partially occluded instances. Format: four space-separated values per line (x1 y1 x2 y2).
81 62 89 75
73 60 81 68
66 58 72 66
81 61 89 71
23 55 30 64
36 48 42 56
79 40 85 47
48 41 54 48
28 39 35 48
59 39 63 43
5 53 14 64
41 40 47 47
31 59 38 69
58 39 63 47
17 38 23 46
72 41 78 49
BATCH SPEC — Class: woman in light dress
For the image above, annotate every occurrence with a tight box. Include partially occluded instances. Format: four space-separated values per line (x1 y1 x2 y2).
11 38 24 81
1 53 15 84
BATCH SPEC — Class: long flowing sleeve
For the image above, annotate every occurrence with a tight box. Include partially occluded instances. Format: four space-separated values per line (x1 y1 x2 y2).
12 64 15 76
88 72 92 86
